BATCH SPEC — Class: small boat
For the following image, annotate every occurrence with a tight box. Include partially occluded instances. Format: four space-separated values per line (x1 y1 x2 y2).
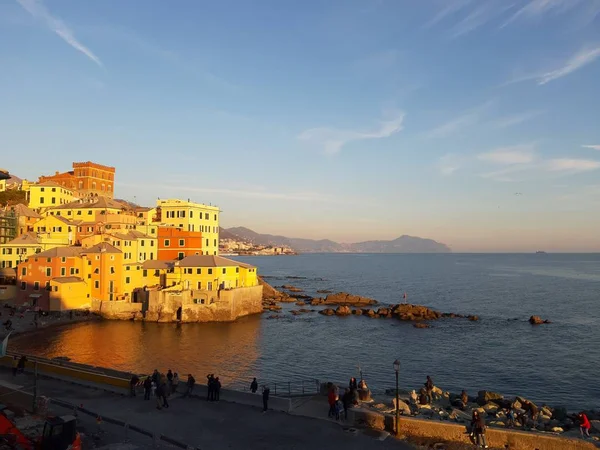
535 251 547 254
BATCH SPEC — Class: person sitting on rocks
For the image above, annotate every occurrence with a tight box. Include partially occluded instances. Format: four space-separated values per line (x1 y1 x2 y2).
579 412 591 438
419 387 429 405
358 379 368 390
460 390 469 410
519 400 538 429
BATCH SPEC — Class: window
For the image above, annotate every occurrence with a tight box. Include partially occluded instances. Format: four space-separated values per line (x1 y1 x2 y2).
214 214 217 221
196 268 201 275
214 239 217 247
41 187 45 192
21 267 26 276
20 281 26 290
197 281 202 289
150 252 154 259
190 211 193 218
178 252 184 260
52 187 56 192
126 266 130 271
205 213 209 220
143 270 148 277
94 280 99 288
110 267 115 274
110 255 115 261
222 268 226 274
54 286 58 292
208 268 213 275
61 267 66 276
40 197 45 204
150 241 154 246
141 240 145 247
77 211 82 216
70 268 76 275
88 210 92 215
46 267 52 276
236 267 239 273
51 197 56 204
61 257 66 263
208 282 212 290
125 277 130 284
45 281 51 291
47 258 51 263
33 281 39 291
179 239 185 246
164 239 170 247
206 239 209 246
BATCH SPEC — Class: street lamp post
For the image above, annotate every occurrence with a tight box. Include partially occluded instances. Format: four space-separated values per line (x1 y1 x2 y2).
393 359 400 436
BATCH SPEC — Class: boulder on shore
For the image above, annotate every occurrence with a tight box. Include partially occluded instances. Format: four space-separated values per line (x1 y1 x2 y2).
468 315 479 321
392 398 412 415
376 307 391 317
259 277 284 300
529 315 551 325
295 301 306 306
319 308 335 316
310 298 325 306
323 292 378 306
282 285 304 293
352 309 363 316
317 289 332 294
477 391 504 406
335 305 352 316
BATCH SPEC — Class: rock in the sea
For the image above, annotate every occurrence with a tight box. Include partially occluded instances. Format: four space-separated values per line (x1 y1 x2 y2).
279 296 297 303
352 309 363 316
529 315 551 324
290 310 302 316
335 305 352 316
295 301 306 306
317 290 332 294
282 285 304 292
324 292 378 306
477 391 504 406
310 298 324 306
298 308 312 313
392 398 412 415
363 309 376 317
467 315 479 321
413 323 430 329
319 308 335 316
392 303 441 321
376 307 391 316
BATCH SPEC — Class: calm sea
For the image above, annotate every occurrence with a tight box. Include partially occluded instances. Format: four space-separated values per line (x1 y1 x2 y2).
12 254 600 410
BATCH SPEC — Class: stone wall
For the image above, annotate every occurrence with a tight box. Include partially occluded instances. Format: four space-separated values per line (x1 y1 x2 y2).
348 408 597 450
93 285 263 323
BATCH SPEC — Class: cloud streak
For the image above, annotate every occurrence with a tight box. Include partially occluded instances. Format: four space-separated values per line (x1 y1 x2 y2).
16 0 102 67
426 101 492 138
582 145 600 151
478 144 537 164
492 110 545 128
298 113 405 155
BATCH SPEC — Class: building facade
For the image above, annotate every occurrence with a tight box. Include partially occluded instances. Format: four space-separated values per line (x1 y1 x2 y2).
155 199 220 255
38 161 116 199
157 227 203 260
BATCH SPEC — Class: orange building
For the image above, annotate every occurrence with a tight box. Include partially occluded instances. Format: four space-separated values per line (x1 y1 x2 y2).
82 243 123 301
157 227 203 260
39 161 116 198
17 247 84 309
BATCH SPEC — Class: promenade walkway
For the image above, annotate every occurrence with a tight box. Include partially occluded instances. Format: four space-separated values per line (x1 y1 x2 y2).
0 370 411 450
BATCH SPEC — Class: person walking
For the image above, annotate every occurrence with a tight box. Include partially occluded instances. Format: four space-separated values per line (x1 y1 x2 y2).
151 369 159 385
155 382 164 410
129 374 140 397
250 378 258 393
579 412 591 438
185 373 195 397
166 369 174 395
159 381 169 409
172 372 180 394
143 376 152 400
262 385 270 413
471 410 489 449
215 377 222 401
207 374 214 401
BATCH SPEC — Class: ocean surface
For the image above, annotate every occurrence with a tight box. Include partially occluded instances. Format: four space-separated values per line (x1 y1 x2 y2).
12 254 600 410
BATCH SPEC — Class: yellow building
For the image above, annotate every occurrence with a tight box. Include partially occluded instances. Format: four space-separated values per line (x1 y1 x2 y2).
8 204 41 236
45 196 130 222
155 199 220 255
32 215 76 246
0 233 42 269
26 182 76 211
81 230 157 264
49 277 90 311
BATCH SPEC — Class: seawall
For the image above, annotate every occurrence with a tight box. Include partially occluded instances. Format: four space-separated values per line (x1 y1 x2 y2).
92 285 263 323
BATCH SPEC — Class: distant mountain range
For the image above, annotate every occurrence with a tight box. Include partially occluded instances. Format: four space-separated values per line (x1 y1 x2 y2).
222 227 451 253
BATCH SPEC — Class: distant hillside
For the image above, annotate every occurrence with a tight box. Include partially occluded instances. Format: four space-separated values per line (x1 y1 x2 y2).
224 227 450 253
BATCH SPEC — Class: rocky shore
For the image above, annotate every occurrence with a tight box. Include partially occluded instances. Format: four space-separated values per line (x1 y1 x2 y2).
1 309 100 338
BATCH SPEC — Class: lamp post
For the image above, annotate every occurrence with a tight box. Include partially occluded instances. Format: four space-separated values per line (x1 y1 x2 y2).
393 359 400 436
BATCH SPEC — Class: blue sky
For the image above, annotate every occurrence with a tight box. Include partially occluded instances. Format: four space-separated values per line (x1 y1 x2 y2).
1 0 600 252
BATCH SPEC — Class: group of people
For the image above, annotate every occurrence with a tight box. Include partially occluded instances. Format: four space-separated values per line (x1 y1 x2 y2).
249 378 271 412
327 377 362 421
130 369 197 410
206 374 222 401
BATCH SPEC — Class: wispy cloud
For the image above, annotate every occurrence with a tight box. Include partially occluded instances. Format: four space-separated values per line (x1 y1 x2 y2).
582 144 600 151
437 154 464 175
502 0 583 28
480 164 535 182
492 110 545 128
506 46 600 86
450 1 515 38
477 144 537 164
120 183 339 203
427 101 492 138
298 113 405 155
544 158 600 172
16 0 102 67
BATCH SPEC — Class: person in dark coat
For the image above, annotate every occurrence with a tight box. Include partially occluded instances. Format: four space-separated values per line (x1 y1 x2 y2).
185 374 195 397
342 388 353 420
349 377 358 391
129 374 140 397
250 378 258 393
262 385 270 412
471 410 488 448
151 369 159 385
143 377 152 400
166 369 174 395
207 374 215 401
215 377 222 401
424 376 434 404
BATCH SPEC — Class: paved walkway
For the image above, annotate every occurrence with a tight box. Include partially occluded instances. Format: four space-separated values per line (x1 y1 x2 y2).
1 370 412 450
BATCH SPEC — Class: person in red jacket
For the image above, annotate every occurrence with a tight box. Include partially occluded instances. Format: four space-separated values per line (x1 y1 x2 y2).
328 387 337 418
579 412 591 438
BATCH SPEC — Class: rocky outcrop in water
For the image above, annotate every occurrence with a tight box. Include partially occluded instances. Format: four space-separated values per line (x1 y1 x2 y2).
323 292 378 306
529 315 551 325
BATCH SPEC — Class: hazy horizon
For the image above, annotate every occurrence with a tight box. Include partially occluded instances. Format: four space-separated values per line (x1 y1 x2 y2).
2 0 599 253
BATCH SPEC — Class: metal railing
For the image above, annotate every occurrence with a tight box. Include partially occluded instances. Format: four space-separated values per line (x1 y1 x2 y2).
232 378 320 397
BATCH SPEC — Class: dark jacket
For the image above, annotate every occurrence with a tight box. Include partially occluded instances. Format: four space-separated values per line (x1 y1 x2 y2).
263 387 270 401
188 376 196 387
250 380 258 392
143 378 152 390
156 384 165 398
472 415 486 433
167 371 173 381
